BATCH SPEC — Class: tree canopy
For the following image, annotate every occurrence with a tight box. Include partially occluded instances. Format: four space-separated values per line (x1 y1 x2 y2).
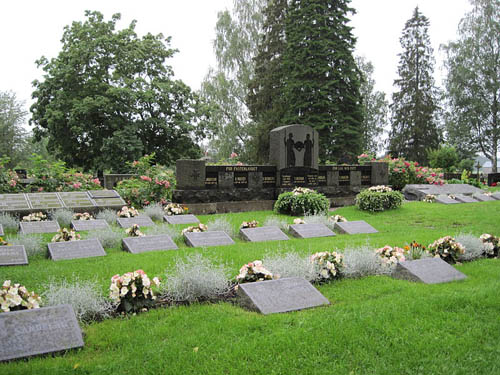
0 90 28 168
30 11 209 172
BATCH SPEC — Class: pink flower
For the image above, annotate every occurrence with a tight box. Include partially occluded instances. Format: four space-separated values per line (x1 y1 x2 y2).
38 187 44 192
132 161 139 166
8 179 16 187
73 182 82 189
404 161 410 167
230 152 238 159
92 178 101 185
431 173 436 177
140 175 152 182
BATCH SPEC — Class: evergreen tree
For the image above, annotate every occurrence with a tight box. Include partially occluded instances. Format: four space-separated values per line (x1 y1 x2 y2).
389 7 441 164
247 0 288 163
282 0 363 162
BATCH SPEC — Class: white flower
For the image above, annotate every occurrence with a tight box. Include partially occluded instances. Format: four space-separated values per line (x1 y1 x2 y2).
120 287 128 297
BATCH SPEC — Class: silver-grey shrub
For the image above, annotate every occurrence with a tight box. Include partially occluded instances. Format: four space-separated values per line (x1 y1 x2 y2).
8 234 45 257
456 233 487 261
145 223 181 241
206 217 235 237
342 245 388 278
96 209 117 225
50 209 74 228
303 214 334 229
161 253 232 302
43 278 114 323
143 203 164 221
86 228 124 249
263 252 319 282
262 216 289 231
0 213 19 231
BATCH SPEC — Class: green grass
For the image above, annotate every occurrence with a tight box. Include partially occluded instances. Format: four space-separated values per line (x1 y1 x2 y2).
1 201 500 374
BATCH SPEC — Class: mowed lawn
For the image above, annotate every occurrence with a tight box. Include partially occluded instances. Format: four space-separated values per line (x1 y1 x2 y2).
1 200 500 374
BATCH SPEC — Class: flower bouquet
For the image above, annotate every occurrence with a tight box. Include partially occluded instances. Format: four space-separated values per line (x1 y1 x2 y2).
51 228 81 242
73 212 93 220
22 212 47 222
310 251 344 282
479 234 500 258
240 220 259 229
375 245 406 266
427 236 465 264
181 223 208 235
236 261 275 284
117 206 139 218
125 224 145 237
109 270 160 313
164 203 188 216
1 280 41 312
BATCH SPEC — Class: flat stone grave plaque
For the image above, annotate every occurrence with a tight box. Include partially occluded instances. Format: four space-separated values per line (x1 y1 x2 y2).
164 214 200 225
491 192 500 200
27 193 63 210
47 239 106 261
240 226 289 242
92 197 127 208
473 193 495 202
454 194 478 203
289 223 336 239
71 219 110 231
0 194 30 211
184 231 235 247
0 304 84 362
122 234 178 254
20 220 60 234
59 192 95 209
88 189 120 199
392 258 466 284
434 195 460 204
117 216 155 228
334 220 378 235
0 224 3 236
237 277 330 315
403 183 483 201
0 245 28 266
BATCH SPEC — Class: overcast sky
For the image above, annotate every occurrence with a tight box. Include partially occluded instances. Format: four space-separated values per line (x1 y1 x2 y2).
1 0 472 121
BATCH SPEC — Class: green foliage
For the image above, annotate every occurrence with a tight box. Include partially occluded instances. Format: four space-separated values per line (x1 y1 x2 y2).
427 145 459 172
116 153 175 207
0 91 28 169
274 190 330 216
355 189 404 212
442 0 500 172
30 11 208 172
389 7 441 165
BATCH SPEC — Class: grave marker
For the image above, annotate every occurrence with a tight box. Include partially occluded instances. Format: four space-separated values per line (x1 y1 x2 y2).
88 190 120 199
0 304 84 362
0 194 30 211
392 258 466 284
184 231 235 247
334 220 378 235
240 226 289 242
289 223 336 239
237 277 330 315
20 221 60 235
58 192 95 209
0 224 3 236
117 216 155 228
47 239 106 261
491 192 500 200
0 245 28 266
164 214 200 225
26 193 63 210
472 193 495 202
454 194 478 203
434 195 460 205
122 235 178 254
71 219 110 232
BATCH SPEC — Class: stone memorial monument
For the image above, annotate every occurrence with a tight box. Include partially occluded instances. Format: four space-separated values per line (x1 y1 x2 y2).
270 125 319 170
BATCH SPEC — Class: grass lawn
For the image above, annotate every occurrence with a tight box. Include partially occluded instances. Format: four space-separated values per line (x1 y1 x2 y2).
1 200 500 374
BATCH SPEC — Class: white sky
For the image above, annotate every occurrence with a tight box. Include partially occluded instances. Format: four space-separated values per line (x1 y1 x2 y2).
0 0 472 123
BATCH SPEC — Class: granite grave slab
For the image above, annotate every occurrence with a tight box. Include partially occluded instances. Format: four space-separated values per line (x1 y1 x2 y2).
0 224 3 236
47 239 106 261
289 223 336 239
164 214 200 225
58 192 95 209
491 192 500 200
184 231 235 247
454 194 478 203
392 257 466 284
117 216 155 228
237 277 330 315
91 196 127 208
334 220 378 235
0 194 30 211
0 245 28 266
71 219 110 231
403 184 483 201
434 195 460 204
88 190 120 199
472 193 495 202
20 221 60 234
240 226 289 242
0 304 84 362
26 193 64 210
122 234 178 254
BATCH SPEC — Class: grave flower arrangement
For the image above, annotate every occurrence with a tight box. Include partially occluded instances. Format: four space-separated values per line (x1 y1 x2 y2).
240 220 259 229
329 215 347 223
310 251 344 282
375 245 406 266
292 187 316 195
164 203 188 216
51 228 81 242
73 212 93 220
274 188 330 216
479 234 500 258
117 206 139 218
1 280 41 312
125 224 145 237
181 223 208 235
427 236 465 264
22 212 47 222
236 261 275 284
423 194 436 203
403 241 428 260
0 237 11 246
356 187 404 212
293 218 305 225
109 270 160 313
368 185 393 193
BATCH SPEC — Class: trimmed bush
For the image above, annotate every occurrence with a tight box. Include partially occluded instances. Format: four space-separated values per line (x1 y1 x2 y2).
0 213 19 231
96 209 118 225
206 217 236 238
355 187 404 212
8 234 45 256
274 188 330 216
143 203 165 221
342 246 388 278
86 228 124 249
263 252 319 282
456 233 488 261
262 216 289 231
50 209 74 228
